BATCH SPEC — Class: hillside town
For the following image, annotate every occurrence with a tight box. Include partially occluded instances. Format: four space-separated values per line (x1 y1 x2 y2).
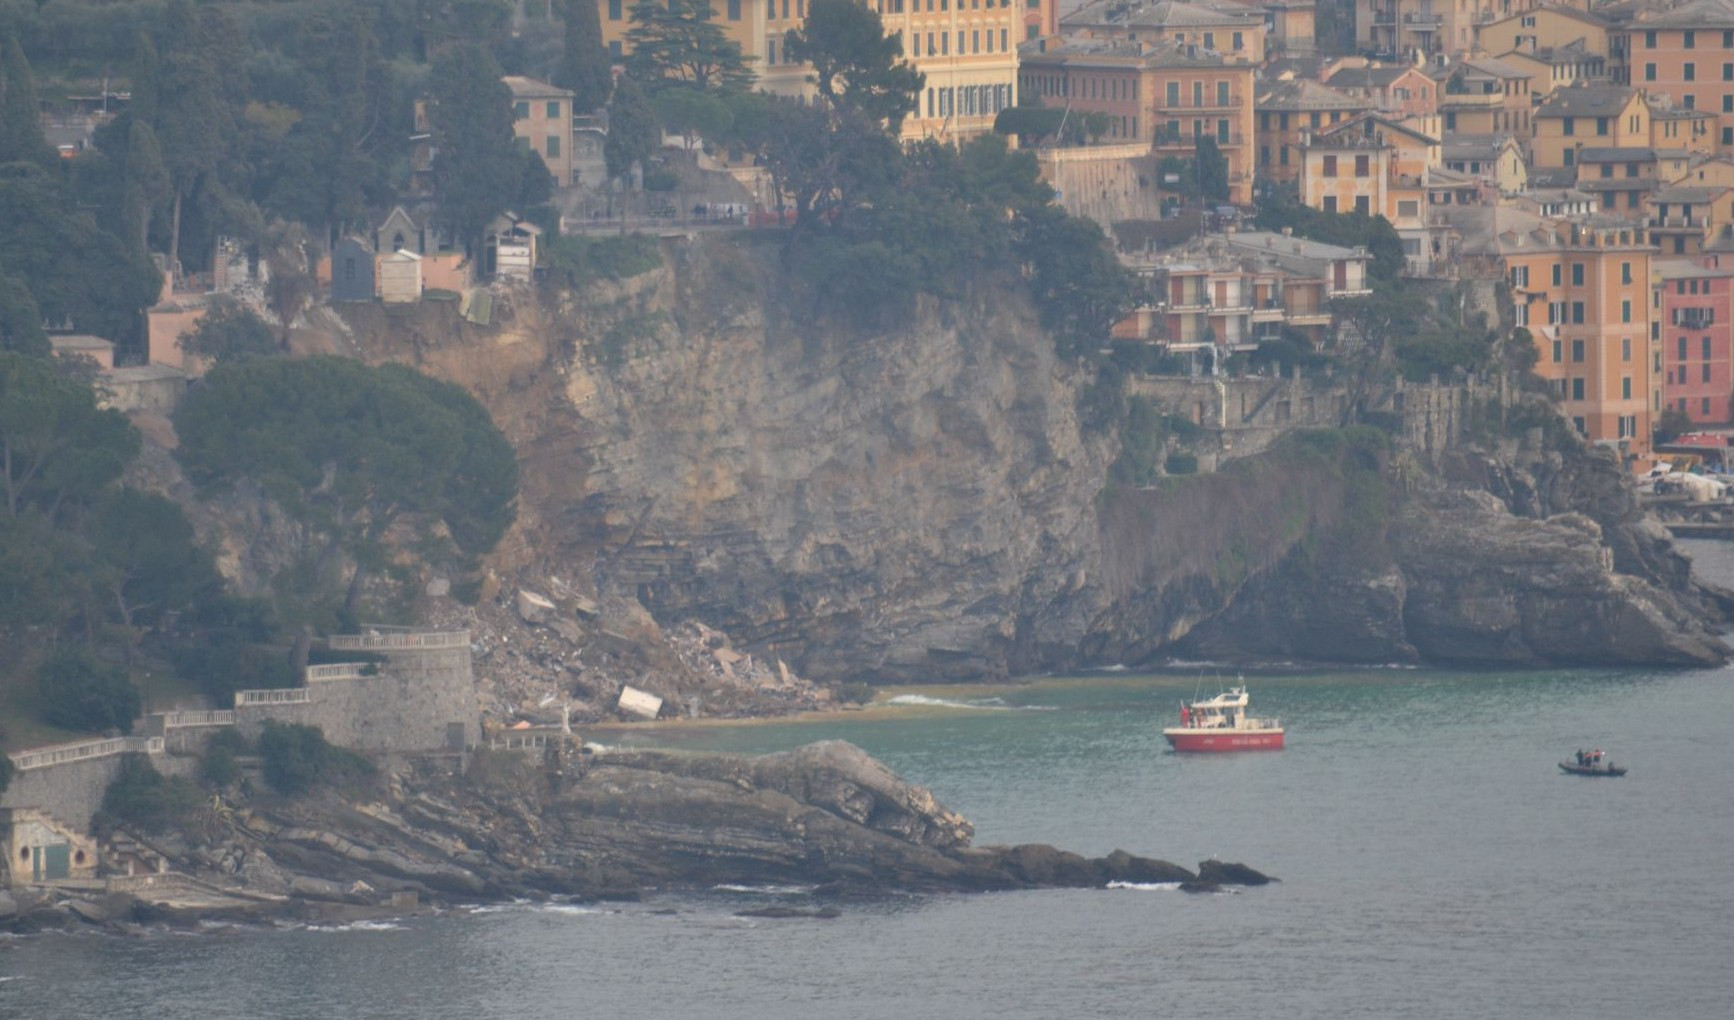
25 0 1734 472
9 9 1734 997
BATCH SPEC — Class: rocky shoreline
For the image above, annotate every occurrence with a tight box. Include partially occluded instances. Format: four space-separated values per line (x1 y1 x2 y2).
1 741 1272 937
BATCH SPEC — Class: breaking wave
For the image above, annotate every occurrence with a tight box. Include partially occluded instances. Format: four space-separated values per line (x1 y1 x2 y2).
885 694 1055 711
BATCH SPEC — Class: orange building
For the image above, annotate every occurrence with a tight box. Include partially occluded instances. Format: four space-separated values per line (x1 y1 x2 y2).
1299 114 1439 270
1616 1 1734 151
1465 209 1660 452
505 76 578 186
1256 77 1369 185
1019 34 1258 203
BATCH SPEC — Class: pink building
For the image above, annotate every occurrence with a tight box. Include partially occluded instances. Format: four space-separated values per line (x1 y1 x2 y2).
1656 257 1734 424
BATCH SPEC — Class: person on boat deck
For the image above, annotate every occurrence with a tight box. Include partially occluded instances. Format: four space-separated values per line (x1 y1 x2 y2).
1576 750 1586 766
1180 704 1191 727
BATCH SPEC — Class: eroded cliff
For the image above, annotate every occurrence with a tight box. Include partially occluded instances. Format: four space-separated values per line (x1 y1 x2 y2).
304 237 1725 687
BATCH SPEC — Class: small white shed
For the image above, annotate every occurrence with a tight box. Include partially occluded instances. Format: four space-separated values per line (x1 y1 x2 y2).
378 250 423 304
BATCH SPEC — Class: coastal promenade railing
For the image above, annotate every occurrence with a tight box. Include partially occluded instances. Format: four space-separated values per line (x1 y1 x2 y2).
305 663 371 682
329 629 469 651
234 688 313 707
7 736 165 772
159 710 236 729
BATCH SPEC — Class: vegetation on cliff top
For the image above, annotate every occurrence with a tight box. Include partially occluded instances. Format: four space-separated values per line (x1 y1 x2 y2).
1 346 519 744
1098 427 1394 598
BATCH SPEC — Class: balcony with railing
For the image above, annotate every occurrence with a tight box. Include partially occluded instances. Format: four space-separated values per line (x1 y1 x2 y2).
1646 214 1706 230
1154 130 1245 149
1403 12 1443 28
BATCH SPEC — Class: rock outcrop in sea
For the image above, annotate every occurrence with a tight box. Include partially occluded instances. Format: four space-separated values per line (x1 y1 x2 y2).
2 742 1266 933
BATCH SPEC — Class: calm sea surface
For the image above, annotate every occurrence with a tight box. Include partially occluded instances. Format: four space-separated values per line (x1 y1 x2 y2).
6 543 1734 1019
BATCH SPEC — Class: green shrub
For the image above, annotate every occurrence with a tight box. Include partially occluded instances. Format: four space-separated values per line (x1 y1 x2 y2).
175 637 297 705
200 728 252 787
37 648 141 734
545 234 663 287
1164 452 1199 475
835 682 875 705
0 750 12 798
258 721 374 796
99 754 200 833
642 168 680 192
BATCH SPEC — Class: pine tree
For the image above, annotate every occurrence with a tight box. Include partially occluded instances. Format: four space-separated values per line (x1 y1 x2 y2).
624 0 753 93
558 0 614 114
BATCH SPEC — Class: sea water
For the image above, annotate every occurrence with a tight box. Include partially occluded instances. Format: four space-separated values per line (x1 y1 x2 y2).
5 548 1734 1019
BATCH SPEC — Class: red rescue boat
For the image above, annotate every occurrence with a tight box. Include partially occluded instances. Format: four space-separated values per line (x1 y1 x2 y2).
1163 686 1284 751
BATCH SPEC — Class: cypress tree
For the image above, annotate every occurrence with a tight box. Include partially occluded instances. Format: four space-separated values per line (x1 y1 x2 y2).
0 35 57 170
604 75 659 181
558 0 614 114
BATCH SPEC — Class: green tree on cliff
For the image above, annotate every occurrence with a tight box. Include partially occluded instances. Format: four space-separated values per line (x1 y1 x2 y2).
1 34 59 171
426 42 520 255
558 0 615 113
784 0 923 132
605 74 660 180
173 357 518 620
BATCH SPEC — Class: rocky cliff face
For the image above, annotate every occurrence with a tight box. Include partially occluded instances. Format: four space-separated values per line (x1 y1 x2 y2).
1177 439 1729 667
313 238 1724 685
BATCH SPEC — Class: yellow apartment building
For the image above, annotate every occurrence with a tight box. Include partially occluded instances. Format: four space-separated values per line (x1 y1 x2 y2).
1019 34 1258 202
1676 152 1734 187
1441 133 1529 192
1495 41 1607 90
1617 0 1734 152
598 0 1021 141
1255 77 1369 185
1650 103 1716 152
1299 115 1438 267
1438 55 1537 137
1477 4 1611 60
505 76 578 185
1532 83 1650 168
